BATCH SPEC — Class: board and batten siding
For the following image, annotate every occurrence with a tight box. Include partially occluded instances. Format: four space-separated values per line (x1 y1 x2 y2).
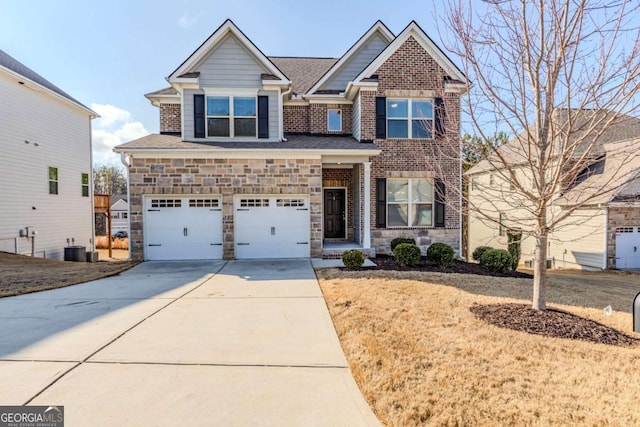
320 33 389 91
193 33 268 88
182 89 279 141
352 93 361 140
0 71 93 260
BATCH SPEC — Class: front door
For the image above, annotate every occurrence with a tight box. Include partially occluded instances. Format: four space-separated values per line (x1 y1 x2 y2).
324 189 346 239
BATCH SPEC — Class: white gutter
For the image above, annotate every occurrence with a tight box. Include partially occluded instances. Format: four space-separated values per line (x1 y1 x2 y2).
280 85 292 141
120 152 133 261
603 206 609 270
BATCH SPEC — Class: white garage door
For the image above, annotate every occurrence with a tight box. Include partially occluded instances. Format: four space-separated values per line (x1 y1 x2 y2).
234 196 310 259
144 197 223 260
615 226 640 269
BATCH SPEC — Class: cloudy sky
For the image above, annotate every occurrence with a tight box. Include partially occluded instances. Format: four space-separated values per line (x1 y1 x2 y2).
0 0 450 164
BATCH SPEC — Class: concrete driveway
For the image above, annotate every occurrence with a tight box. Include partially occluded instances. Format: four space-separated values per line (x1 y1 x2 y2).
0 260 380 426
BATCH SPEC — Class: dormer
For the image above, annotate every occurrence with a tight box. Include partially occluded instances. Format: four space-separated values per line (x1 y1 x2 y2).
164 19 291 142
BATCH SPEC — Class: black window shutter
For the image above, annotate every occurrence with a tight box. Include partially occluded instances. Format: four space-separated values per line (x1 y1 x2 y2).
375 96 386 139
376 178 387 228
194 94 205 138
434 97 445 136
434 178 446 227
258 95 269 138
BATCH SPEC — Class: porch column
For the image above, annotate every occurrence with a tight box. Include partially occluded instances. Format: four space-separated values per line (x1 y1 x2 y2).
363 161 371 249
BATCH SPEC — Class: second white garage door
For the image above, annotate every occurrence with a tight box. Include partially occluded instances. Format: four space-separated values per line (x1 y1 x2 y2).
234 196 310 259
144 196 223 260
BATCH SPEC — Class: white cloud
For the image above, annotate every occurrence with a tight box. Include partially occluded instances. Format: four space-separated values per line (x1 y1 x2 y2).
178 12 199 29
91 103 149 165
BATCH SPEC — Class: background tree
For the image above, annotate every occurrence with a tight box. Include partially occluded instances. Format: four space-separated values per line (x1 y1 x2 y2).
446 0 640 310
93 163 127 195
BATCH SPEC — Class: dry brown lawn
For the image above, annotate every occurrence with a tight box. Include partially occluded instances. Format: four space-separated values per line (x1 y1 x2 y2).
0 252 138 297
318 269 640 426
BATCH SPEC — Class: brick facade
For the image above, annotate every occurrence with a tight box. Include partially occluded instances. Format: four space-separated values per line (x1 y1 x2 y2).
284 104 353 135
160 104 181 134
127 157 322 260
361 36 462 254
283 105 308 133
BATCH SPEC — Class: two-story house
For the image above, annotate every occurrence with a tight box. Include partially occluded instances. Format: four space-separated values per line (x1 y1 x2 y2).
114 19 467 261
0 49 97 260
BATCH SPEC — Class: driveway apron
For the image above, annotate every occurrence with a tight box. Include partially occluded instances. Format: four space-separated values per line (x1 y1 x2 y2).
0 259 380 426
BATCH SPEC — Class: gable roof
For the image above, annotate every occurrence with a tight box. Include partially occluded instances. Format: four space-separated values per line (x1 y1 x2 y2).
0 49 96 117
557 137 640 206
269 57 338 95
168 19 289 85
307 21 394 95
468 110 640 175
353 21 467 86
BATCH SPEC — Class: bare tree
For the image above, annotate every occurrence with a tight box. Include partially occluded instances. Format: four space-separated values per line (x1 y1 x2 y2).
94 163 127 196
446 0 640 310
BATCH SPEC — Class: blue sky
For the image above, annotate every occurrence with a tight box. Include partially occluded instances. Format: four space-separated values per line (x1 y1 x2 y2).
0 0 457 164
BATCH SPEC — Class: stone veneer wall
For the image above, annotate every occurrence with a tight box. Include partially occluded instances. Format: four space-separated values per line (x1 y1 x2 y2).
284 104 353 135
160 104 181 134
128 157 322 260
606 205 640 268
322 168 356 241
360 35 462 255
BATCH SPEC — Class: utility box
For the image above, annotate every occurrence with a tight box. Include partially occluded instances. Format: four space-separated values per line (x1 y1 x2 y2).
64 246 86 262
634 291 640 333
86 251 99 262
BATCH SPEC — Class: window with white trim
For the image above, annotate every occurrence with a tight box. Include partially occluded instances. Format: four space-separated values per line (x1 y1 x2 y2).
81 173 89 197
48 167 58 195
327 109 342 132
206 96 256 137
387 178 434 227
386 98 433 138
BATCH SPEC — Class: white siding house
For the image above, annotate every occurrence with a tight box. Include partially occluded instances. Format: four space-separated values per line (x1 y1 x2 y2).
110 197 129 235
0 49 97 260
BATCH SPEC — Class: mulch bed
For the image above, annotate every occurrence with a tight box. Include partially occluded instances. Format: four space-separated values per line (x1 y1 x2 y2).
471 303 639 347
368 256 532 278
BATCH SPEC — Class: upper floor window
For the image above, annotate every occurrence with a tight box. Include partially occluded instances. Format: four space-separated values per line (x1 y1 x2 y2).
387 178 433 227
81 173 89 197
327 109 342 132
48 167 58 195
206 96 256 137
387 99 433 139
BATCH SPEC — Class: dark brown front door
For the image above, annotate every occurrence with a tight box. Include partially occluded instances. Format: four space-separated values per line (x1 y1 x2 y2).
324 189 346 238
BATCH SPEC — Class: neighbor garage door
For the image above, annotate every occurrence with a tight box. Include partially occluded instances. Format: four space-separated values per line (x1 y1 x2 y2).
615 226 640 269
234 196 310 259
144 196 223 260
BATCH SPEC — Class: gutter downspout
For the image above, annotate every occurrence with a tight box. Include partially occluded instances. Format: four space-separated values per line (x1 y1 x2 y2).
120 152 132 261
280 86 292 141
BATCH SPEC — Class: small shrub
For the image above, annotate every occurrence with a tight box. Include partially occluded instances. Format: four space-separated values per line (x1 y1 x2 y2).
426 242 455 267
342 249 365 269
479 248 513 273
394 243 422 267
472 246 493 262
390 237 416 252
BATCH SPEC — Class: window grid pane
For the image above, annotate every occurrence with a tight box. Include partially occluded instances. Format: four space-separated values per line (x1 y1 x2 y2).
412 179 433 203
387 120 408 138
207 97 229 116
412 100 433 119
234 118 256 137
387 179 409 203
234 97 256 116
387 99 408 118
387 204 409 227
328 109 342 131
208 118 230 137
412 120 432 138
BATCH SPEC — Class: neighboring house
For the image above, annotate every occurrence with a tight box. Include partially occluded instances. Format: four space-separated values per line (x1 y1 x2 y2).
114 19 467 261
110 196 129 235
0 49 97 260
467 110 640 270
